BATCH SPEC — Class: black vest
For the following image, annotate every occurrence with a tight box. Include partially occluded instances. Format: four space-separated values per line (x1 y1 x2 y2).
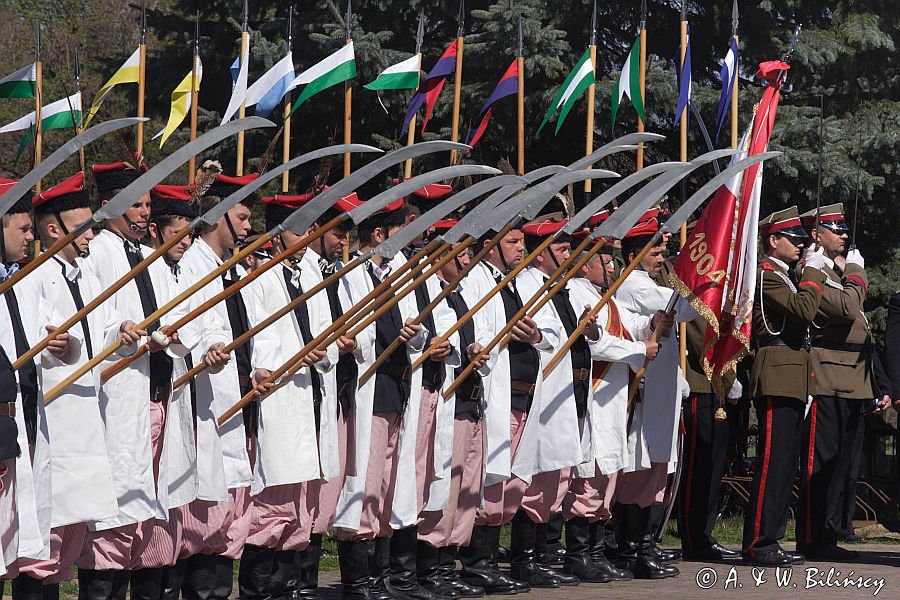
413 281 445 392
370 267 411 414
324 272 357 418
445 288 482 419
0 345 20 460
501 283 539 413
551 288 591 419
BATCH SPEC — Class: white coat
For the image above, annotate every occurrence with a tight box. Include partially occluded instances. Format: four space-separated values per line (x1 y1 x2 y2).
243 253 336 494
614 269 698 470
15 256 122 529
179 238 282 499
458 261 556 487
567 278 650 476
332 253 427 531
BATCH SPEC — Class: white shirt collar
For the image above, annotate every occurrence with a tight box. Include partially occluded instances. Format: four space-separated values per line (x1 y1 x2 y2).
766 255 790 272
53 256 81 281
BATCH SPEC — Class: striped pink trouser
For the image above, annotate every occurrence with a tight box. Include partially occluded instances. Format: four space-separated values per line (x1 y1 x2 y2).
415 388 441 513
616 462 668 508
13 524 87 584
563 467 619 522
335 412 402 541
245 483 309 551
308 407 349 535
179 486 252 560
476 410 567 527
418 414 484 548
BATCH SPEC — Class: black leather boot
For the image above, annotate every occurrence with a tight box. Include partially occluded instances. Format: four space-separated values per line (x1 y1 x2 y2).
212 557 235 600
338 539 371 599
181 554 217 600
544 513 566 566
161 560 186 600
130 568 165 600
507 512 559 589
296 533 323 598
643 533 681 563
12 573 47 600
534 522 577 586
458 526 518 595
388 526 447 599
368 538 391 600
617 505 677 579
417 541 459 598
76 569 118 600
438 547 484 598
587 521 632 581
563 518 610 583
269 550 299 600
238 544 275 600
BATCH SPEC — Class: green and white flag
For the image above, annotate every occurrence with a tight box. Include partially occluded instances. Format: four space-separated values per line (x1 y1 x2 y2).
0 93 82 162
0 63 36 99
611 36 645 131
538 48 595 135
288 42 356 117
364 54 419 91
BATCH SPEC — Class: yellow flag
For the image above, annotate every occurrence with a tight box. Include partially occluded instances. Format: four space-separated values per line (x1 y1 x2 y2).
156 59 203 148
83 48 141 127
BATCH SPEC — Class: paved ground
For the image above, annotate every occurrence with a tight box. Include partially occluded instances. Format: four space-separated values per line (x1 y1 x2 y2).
312 543 899 599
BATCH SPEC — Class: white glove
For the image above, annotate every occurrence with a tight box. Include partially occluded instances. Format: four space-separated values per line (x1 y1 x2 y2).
846 248 865 268
804 244 827 272
727 378 743 401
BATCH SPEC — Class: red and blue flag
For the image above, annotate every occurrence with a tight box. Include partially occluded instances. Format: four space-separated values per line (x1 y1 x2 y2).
466 60 518 147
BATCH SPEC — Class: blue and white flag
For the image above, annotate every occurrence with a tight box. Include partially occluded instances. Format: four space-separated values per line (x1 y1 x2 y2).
715 38 739 143
221 45 249 125
675 27 692 127
245 53 297 117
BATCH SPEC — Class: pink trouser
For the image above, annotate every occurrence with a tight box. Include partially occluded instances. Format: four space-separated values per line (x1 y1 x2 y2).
131 401 180 569
245 483 309 551
415 388 441 513
476 410 564 526
335 412 402 541
309 407 349 535
1 459 17 573
14 524 87 583
616 462 668 508
418 414 484 548
179 486 251 560
563 466 619 522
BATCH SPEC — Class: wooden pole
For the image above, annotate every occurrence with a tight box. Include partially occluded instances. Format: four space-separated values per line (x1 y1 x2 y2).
449 36 464 165
584 44 596 196
137 44 147 154
282 92 292 191
516 14 525 175
678 17 688 372
636 22 647 170
35 23 43 194
343 43 352 177
236 29 249 176
404 53 423 180
188 14 200 184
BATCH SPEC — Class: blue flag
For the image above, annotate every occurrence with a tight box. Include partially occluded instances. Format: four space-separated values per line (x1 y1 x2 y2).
715 39 739 144
675 28 692 127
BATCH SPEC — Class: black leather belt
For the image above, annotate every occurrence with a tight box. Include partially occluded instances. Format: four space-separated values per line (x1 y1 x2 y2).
812 340 873 354
150 386 171 403
378 363 411 381
510 380 536 396
0 403 15 418
757 336 788 347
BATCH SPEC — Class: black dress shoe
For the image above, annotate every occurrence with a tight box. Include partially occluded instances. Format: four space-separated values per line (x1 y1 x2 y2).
535 563 578 586
743 549 790 567
797 544 858 561
683 543 740 561
784 550 806 565
457 569 518 596
843 533 868 544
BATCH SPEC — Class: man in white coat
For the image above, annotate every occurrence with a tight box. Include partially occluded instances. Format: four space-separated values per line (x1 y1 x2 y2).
12 173 140 599
455 222 558 594
177 170 281 600
613 212 696 579
563 228 659 583
234 194 339 600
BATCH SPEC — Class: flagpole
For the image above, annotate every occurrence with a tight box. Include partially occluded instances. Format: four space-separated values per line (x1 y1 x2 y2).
136 1 147 155
636 0 647 171
74 49 85 172
517 14 525 176
404 10 425 179
343 0 353 177
731 0 739 150
678 1 688 372
188 13 200 185
584 0 598 201
35 22 43 193
282 5 293 193
236 0 249 176
449 0 465 165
